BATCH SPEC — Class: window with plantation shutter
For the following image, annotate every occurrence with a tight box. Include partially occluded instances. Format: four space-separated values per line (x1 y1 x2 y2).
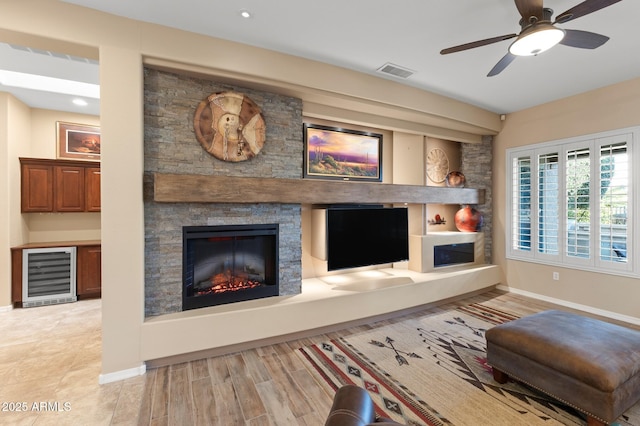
598 139 629 265
566 146 591 260
538 152 559 255
507 127 638 277
511 155 532 252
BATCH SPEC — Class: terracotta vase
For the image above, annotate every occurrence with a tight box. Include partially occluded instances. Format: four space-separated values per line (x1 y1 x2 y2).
454 205 483 232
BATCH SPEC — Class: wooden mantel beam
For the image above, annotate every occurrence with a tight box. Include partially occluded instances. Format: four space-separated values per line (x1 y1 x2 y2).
153 173 485 205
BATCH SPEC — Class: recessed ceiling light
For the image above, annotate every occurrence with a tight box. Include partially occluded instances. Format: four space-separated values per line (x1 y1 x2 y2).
239 9 252 19
72 98 88 106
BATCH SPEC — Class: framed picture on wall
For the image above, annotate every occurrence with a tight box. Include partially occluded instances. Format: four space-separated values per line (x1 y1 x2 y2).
303 123 382 182
57 121 101 161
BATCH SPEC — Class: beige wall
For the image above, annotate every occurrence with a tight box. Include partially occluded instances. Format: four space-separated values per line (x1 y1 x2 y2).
493 77 640 319
0 95 8 307
392 132 426 237
1 0 500 377
0 93 31 307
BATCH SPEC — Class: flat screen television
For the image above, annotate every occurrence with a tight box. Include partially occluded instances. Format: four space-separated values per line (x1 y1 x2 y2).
326 207 409 271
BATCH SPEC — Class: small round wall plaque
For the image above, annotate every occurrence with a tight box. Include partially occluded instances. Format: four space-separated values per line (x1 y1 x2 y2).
194 91 266 162
426 148 449 183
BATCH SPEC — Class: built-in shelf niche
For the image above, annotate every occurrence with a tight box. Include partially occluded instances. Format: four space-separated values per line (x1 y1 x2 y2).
408 232 484 273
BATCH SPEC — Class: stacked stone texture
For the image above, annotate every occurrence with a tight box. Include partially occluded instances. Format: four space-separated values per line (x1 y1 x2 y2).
144 68 303 317
461 135 493 263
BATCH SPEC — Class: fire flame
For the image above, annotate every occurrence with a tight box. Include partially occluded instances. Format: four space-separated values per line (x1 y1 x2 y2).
195 270 262 295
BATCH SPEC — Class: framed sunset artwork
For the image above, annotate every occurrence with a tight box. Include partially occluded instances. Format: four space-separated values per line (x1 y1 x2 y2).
303 124 382 182
57 121 101 161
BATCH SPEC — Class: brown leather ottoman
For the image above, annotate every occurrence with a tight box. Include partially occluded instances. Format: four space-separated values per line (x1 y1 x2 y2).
486 310 640 426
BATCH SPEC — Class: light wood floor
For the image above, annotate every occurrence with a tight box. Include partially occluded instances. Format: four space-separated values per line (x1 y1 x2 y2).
1 289 637 425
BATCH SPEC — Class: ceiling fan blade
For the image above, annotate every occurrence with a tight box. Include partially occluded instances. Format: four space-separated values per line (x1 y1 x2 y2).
514 0 544 21
440 34 517 55
560 29 610 49
555 0 622 24
487 53 517 77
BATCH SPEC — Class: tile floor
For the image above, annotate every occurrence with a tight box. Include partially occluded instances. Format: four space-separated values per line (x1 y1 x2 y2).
0 299 145 425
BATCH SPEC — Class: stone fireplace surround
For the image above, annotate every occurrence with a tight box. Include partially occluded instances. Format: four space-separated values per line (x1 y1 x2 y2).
144 68 303 317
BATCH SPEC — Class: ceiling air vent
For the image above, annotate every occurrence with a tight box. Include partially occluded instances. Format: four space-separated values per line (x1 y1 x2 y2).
376 63 414 79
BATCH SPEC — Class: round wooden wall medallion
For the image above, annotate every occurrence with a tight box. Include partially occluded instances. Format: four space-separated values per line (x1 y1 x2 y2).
426 148 449 183
194 91 266 162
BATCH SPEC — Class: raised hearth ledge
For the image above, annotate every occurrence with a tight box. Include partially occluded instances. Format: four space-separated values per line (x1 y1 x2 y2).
152 173 485 205
140 264 500 363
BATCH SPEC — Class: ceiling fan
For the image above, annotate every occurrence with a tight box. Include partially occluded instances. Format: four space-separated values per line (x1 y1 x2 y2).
440 0 623 76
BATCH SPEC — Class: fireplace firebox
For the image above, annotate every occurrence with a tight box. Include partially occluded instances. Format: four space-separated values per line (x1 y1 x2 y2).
183 224 279 311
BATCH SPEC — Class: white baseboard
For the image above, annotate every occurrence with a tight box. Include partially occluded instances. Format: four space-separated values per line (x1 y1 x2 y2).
497 284 640 326
0 305 13 313
98 363 146 384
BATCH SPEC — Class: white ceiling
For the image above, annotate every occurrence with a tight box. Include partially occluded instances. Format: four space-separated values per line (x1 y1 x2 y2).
2 0 639 117
0 41 100 115
0 43 100 115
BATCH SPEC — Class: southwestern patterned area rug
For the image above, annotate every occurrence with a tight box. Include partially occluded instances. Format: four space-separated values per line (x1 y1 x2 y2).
298 303 640 426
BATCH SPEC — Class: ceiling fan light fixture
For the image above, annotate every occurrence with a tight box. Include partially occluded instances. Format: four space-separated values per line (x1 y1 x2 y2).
509 25 565 56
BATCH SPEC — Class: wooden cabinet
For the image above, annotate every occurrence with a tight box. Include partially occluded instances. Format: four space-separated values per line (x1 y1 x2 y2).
10 248 24 306
20 158 100 213
21 162 54 212
77 245 102 298
85 167 101 212
55 165 85 211
10 241 101 306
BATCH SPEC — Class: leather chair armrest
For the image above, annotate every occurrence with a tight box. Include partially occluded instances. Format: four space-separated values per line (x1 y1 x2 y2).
325 385 376 426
